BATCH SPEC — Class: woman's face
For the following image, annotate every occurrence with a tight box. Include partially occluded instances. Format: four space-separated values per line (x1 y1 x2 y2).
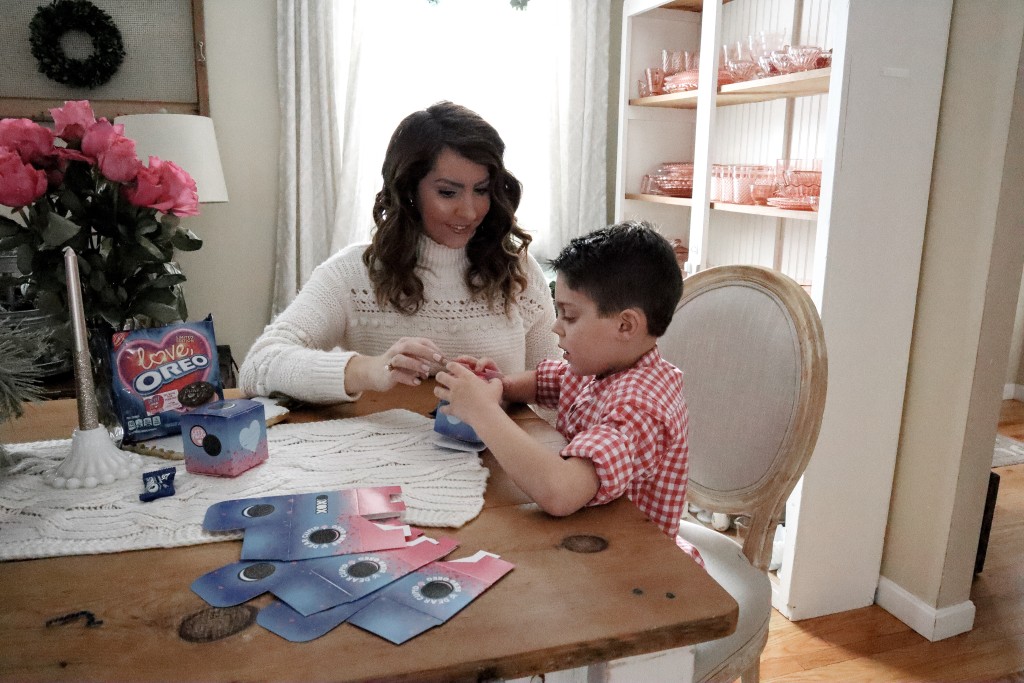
416 147 491 249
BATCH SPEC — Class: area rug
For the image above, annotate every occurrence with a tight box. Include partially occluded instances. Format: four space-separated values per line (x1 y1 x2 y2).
994 434 1024 467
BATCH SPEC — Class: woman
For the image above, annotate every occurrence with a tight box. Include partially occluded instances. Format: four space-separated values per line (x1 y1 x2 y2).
240 101 559 403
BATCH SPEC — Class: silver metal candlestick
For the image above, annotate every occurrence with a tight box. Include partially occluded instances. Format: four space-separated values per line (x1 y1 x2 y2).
44 247 140 488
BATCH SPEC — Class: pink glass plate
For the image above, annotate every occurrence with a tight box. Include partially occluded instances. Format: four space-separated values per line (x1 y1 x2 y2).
766 196 818 211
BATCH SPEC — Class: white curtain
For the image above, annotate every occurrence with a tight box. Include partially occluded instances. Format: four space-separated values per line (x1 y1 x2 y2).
273 0 342 314
275 0 610 309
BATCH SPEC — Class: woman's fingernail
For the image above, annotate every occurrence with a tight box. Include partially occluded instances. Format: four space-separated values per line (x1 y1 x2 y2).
413 378 422 385
421 364 431 373
433 353 443 361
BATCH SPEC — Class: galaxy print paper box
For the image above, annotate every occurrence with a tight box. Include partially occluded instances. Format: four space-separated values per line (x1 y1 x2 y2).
109 316 223 443
179 399 268 477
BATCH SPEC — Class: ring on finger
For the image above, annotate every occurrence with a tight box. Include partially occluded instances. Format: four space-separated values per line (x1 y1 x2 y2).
385 360 395 372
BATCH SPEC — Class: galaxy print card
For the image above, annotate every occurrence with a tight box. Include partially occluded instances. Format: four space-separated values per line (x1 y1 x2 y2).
239 515 413 562
347 550 514 644
258 550 514 643
202 487 406 532
191 535 459 616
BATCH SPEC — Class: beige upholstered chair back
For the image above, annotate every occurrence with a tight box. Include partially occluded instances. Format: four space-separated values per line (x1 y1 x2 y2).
661 265 827 570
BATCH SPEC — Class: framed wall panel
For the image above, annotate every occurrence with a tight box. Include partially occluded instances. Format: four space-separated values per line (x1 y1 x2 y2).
0 0 208 121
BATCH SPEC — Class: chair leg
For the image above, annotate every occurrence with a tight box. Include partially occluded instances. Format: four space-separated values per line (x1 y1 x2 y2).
739 662 760 683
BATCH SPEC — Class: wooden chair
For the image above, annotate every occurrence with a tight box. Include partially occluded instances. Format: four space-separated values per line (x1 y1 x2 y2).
663 264 828 683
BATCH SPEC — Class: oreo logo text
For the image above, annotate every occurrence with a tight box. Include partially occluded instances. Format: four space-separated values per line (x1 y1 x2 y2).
133 354 210 394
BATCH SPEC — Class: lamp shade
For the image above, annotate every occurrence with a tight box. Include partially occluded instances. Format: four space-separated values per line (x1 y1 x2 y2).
114 113 229 203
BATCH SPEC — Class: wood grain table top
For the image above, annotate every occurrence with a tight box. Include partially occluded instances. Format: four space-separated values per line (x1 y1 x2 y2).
0 383 737 682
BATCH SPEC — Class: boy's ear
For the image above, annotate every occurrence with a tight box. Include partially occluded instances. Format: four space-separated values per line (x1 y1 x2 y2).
617 308 648 338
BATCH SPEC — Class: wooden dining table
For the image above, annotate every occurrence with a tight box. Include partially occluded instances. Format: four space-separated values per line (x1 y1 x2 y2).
0 382 737 682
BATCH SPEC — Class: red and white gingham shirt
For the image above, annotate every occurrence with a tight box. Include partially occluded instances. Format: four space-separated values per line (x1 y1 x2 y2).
535 347 700 563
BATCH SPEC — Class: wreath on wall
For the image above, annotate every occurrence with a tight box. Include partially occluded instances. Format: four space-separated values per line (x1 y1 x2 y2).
29 0 125 89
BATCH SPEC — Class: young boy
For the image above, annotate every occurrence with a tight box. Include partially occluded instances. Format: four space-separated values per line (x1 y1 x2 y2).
435 220 693 553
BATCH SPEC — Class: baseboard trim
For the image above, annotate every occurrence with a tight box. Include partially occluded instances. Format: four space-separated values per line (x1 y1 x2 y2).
875 576 975 641
1005 383 1024 401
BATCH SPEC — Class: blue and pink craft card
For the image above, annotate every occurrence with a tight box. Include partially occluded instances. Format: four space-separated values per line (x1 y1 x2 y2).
257 550 515 643
192 535 459 615
203 488 410 561
195 487 515 644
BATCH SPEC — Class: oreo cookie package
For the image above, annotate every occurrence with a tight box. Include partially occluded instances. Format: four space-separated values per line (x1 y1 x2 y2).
109 316 224 443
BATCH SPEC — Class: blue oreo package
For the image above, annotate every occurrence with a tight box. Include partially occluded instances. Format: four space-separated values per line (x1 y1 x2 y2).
109 316 224 443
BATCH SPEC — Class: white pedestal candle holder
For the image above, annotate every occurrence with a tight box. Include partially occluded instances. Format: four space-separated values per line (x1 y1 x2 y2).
44 248 140 489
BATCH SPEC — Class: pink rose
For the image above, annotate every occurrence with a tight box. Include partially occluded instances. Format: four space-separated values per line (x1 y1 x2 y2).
55 147 91 164
97 134 140 184
123 162 163 207
81 119 139 183
123 156 199 217
50 100 97 143
80 119 125 160
0 118 55 164
0 147 48 208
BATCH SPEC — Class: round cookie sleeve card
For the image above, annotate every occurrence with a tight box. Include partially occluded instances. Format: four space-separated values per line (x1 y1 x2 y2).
109 315 224 443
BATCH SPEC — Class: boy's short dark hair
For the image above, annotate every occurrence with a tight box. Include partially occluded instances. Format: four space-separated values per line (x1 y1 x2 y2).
550 220 683 336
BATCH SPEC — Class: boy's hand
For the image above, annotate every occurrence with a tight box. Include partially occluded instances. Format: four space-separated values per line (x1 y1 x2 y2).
434 362 503 426
449 355 503 381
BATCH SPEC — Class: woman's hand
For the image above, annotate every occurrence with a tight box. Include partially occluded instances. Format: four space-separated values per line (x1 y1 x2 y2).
346 337 446 394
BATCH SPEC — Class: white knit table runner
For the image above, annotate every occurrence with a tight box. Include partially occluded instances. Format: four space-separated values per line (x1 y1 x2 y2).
0 410 489 562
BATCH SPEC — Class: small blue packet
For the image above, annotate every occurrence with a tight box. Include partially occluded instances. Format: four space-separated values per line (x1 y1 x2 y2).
139 467 176 502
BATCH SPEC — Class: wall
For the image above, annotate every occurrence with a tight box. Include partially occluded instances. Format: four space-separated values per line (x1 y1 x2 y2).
177 0 278 363
879 0 1024 638
1010 272 1024 388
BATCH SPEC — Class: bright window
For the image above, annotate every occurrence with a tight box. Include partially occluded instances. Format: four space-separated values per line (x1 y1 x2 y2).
333 0 565 249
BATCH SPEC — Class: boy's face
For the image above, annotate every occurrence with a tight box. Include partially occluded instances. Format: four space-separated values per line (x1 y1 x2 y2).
551 277 626 377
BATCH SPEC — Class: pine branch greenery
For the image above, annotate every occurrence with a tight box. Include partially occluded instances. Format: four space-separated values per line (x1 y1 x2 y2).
0 321 46 459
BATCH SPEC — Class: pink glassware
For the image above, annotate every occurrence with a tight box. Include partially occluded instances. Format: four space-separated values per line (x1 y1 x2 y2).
727 60 759 82
645 67 665 96
662 49 685 76
770 49 794 75
788 45 823 72
749 167 777 205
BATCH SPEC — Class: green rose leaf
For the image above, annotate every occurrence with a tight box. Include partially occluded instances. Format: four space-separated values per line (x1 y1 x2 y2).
35 290 65 317
131 300 183 325
171 228 203 251
133 235 166 261
0 234 29 251
136 273 187 292
41 213 82 247
15 244 35 276
89 268 108 293
58 186 84 215
0 216 25 236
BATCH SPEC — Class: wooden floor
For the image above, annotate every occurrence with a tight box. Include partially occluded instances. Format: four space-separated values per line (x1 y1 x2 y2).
758 400 1024 682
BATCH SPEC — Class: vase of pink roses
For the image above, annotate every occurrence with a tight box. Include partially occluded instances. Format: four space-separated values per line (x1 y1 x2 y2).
0 100 204 439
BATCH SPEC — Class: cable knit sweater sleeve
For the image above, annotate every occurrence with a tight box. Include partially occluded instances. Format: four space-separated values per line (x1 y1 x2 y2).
239 243 365 403
240 238 560 404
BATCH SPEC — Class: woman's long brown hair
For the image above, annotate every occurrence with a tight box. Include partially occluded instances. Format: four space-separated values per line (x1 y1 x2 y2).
363 101 531 314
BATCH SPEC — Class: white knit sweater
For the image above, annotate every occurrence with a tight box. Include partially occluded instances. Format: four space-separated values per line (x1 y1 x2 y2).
240 236 560 403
